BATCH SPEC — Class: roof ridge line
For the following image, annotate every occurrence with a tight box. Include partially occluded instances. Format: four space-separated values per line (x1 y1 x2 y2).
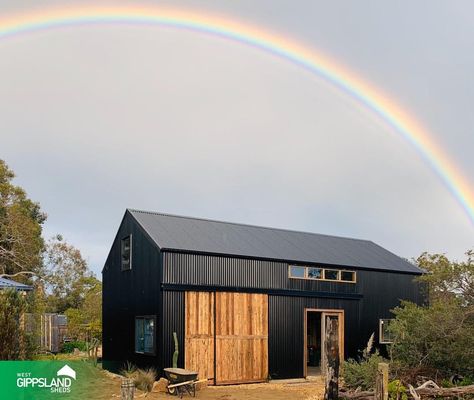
127 208 371 243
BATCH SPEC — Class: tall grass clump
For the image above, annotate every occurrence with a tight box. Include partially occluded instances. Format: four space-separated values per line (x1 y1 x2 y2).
134 367 156 392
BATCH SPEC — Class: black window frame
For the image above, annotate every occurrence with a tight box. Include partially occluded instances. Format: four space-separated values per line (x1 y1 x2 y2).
135 315 156 355
121 235 132 271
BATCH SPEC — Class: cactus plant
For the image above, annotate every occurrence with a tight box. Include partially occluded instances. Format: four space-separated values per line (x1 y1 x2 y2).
172 332 179 368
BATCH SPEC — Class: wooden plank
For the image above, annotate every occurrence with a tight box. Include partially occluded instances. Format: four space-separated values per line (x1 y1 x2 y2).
215 293 268 384
184 291 215 383
375 363 389 400
321 311 344 375
324 316 339 400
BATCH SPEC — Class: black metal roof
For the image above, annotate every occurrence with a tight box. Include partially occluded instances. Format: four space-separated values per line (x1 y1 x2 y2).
128 209 422 274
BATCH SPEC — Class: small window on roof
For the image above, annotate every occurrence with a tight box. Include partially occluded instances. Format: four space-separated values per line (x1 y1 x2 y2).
379 319 395 344
289 265 306 278
121 235 132 271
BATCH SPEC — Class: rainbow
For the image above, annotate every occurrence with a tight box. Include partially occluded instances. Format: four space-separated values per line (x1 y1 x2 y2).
1 5 473 226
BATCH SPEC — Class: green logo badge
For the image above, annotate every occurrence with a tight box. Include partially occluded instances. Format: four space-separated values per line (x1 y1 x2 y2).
0 361 99 399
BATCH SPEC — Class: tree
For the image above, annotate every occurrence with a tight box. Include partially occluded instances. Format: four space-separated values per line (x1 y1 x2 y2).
0 289 34 360
0 160 46 278
43 235 95 313
65 278 102 342
389 250 474 379
390 300 474 378
417 250 474 305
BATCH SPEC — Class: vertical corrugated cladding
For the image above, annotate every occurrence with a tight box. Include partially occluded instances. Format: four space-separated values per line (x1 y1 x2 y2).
102 211 161 372
268 295 360 379
162 251 357 294
161 251 423 379
161 291 185 372
357 269 423 346
163 251 282 288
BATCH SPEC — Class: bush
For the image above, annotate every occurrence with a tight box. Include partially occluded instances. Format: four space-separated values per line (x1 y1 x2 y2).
343 333 390 390
389 300 474 378
61 340 87 353
343 350 388 390
388 380 408 400
440 376 474 388
119 363 156 393
134 368 156 393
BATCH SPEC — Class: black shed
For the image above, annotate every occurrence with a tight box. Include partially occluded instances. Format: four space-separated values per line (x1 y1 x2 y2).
102 209 423 383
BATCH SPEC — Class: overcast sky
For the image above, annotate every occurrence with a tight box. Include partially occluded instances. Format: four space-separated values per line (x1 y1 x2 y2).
1 0 473 277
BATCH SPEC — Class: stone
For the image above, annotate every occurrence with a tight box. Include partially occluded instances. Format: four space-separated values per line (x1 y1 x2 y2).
152 378 169 393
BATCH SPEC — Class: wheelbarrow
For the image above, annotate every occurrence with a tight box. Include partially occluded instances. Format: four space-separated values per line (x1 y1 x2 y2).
164 368 200 398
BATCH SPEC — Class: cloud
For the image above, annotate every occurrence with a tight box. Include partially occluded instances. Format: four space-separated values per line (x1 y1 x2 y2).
1 3 473 274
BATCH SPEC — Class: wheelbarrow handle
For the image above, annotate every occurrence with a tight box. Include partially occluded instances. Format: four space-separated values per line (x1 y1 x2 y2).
167 379 197 389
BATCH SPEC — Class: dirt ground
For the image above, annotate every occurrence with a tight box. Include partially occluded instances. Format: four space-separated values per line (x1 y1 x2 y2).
98 370 325 400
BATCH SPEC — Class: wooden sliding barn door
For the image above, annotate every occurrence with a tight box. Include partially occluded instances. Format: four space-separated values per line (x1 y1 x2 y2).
215 292 268 384
185 291 269 385
184 291 215 383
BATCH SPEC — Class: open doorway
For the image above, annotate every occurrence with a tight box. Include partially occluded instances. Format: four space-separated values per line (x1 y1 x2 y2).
306 311 322 376
304 309 344 377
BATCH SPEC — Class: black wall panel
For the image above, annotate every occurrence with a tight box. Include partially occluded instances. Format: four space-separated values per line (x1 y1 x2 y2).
163 252 358 294
161 291 185 371
102 212 161 371
268 296 359 379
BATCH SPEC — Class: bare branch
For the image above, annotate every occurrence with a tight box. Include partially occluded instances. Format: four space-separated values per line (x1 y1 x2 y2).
0 271 41 279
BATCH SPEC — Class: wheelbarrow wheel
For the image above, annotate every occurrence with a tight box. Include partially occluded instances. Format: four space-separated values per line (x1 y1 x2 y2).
167 386 177 396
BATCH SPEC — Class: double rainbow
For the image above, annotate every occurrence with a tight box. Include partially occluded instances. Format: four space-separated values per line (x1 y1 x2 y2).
1 5 473 226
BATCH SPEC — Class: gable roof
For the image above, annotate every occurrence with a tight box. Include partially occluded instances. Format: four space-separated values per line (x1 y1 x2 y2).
0 277 33 291
128 209 422 274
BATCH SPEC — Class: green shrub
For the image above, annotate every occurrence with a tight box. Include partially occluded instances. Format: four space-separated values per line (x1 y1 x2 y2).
342 350 388 390
441 376 474 388
61 341 87 353
460 377 474 386
388 380 408 400
390 300 474 378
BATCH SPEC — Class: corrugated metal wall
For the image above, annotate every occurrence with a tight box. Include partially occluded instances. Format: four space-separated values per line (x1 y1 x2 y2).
102 211 162 372
161 251 423 379
268 296 360 379
163 252 358 294
161 291 185 371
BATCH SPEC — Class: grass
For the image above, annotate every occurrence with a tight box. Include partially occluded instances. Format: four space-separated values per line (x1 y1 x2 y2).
135 367 157 392
120 362 156 393
32 353 88 361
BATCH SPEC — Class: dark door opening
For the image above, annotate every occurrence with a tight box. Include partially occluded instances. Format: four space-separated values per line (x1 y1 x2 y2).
306 311 322 376
304 309 344 378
